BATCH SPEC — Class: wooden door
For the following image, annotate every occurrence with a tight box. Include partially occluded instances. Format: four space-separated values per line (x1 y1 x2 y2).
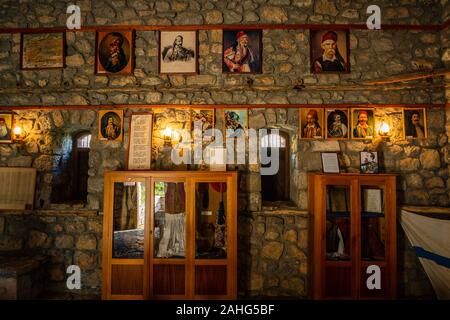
357 175 396 299
102 175 147 299
148 177 189 299
191 175 237 299
103 171 237 300
320 175 357 299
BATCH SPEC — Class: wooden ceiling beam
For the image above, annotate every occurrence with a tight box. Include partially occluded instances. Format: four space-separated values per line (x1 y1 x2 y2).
361 69 450 85
0 21 447 34
0 103 447 111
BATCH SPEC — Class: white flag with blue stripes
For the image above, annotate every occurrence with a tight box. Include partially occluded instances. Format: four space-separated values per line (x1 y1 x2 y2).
400 209 450 299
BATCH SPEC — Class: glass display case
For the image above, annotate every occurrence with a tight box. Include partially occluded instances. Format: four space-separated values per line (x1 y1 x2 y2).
308 173 397 300
102 171 237 300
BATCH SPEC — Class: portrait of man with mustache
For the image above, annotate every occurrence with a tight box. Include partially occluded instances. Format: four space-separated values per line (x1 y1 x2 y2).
312 31 348 73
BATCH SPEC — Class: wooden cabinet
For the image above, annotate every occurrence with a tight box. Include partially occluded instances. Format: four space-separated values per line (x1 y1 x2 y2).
102 171 237 300
308 173 397 299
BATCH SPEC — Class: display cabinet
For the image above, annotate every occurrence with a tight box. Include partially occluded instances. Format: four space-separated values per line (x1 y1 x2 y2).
308 173 397 299
102 171 237 300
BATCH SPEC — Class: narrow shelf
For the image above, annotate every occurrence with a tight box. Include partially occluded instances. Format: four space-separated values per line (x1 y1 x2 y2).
326 211 384 218
326 211 350 217
361 212 385 218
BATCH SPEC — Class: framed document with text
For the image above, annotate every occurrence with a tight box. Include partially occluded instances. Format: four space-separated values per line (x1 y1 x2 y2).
127 113 153 170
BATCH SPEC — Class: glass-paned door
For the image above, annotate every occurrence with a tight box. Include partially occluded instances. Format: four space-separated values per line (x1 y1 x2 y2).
194 181 228 297
359 180 388 299
110 179 146 297
324 182 354 298
151 180 187 297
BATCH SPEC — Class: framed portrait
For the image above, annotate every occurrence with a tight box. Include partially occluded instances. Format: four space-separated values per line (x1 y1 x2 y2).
20 32 65 70
224 109 248 134
360 151 379 174
321 152 340 174
300 108 324 139
326 108 349 139
159 31 198 74
403 108 427 139
0 113 13 143
98 110 123 142
223 29 262 74
351 108 375 139
362 188 383 213
310 29 350 73
127 113 153 170
95 31 134 75
327 187 349 213
191 108 214 140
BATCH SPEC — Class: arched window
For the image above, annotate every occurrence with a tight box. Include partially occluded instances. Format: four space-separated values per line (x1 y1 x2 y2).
260 133 286 148
77 133 91 149
261 130 290 202
72 132 91 201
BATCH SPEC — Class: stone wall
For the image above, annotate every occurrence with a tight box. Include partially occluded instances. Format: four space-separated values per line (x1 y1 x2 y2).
0 211 102 296
238 210 309 297
0 0 447 299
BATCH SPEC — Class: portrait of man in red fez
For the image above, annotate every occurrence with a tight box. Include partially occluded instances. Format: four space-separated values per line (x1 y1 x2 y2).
352 109 375 139
223 29 262 74
300 108 324 139
311 30 350 73
0 114 13 143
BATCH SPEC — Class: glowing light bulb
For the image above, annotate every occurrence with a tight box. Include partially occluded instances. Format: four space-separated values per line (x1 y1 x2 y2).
380 122 390 135
13 126 22 135
163 127 172 138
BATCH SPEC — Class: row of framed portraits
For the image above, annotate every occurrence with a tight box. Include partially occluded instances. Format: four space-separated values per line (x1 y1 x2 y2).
1 106 427 145
19 29 350 74
300 107 427 140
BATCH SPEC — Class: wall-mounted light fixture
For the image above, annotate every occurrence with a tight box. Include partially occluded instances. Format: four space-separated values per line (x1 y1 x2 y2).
12 119 27 142
163 127 173 146
379 121 390 140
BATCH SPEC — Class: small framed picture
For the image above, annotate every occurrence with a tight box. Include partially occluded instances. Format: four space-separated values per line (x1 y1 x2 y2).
321 152 340 173
351 108 375 139
98 110 123 142
300 108 324 139
21 32 65 70
403 108 427 139
159 31 198 74
224 109 248 139
360 151 379 174
191 108 214 140
326 108 349 139
95 31 134 75
223 29 262 74
0 113 13 143
310 29 350 73
127 113 153 170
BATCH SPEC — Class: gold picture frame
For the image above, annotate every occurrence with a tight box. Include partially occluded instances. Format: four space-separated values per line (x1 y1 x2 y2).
300 108 325 139
325 108 349 140
351 108 375 140
20 32 65 70
98 110 124 142
402 107 427 139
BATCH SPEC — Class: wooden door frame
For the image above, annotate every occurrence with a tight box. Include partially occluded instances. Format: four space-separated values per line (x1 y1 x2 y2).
102 171 238 300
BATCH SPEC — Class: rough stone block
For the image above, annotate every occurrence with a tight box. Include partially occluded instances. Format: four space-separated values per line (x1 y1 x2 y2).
420 149 441 170
76 234 97 250
261 242 284 260
55 235 74 249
